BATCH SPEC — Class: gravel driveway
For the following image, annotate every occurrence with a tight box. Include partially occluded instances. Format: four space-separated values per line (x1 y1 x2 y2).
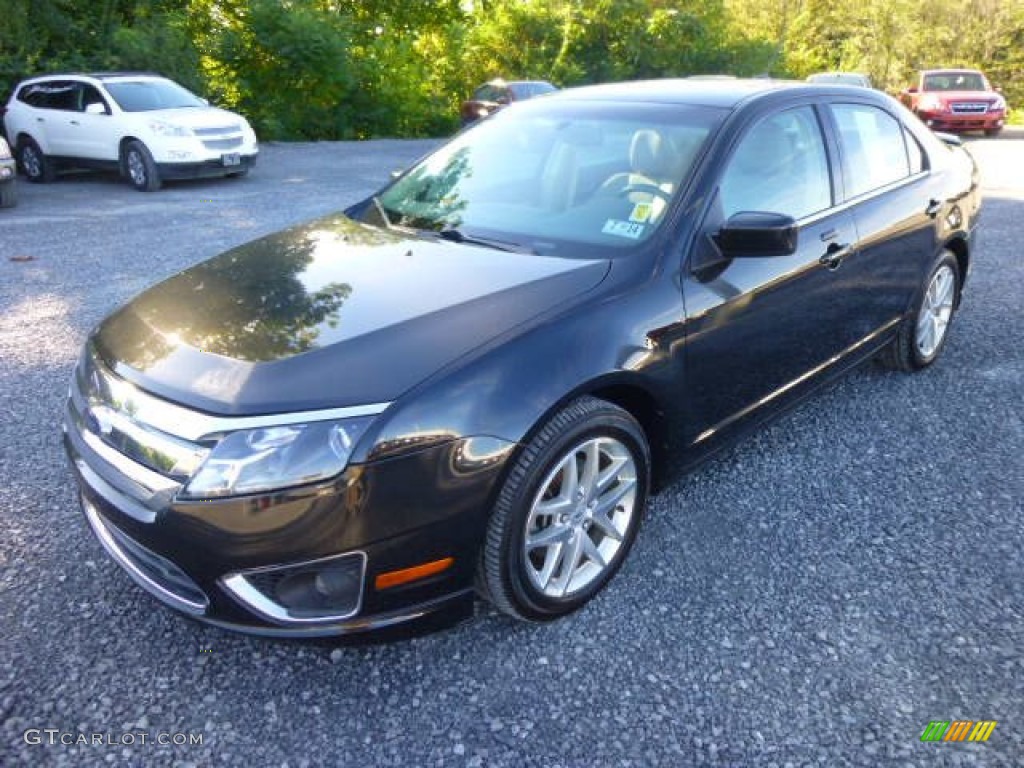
1 134 1022 767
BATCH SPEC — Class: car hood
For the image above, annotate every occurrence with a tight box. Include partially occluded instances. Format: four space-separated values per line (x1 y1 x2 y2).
93 214 610 414
140 106 246 128
928 90 998 102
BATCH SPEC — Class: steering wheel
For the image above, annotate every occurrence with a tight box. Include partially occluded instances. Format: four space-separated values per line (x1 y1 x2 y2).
620 183 672 202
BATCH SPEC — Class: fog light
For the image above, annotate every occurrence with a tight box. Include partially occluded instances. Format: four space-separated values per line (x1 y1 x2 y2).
222 552 365 623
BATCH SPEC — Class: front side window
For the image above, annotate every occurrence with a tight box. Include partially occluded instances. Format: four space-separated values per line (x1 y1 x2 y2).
719 106 832 221
103 79 205 112
365 101 724 257
832 104 910 198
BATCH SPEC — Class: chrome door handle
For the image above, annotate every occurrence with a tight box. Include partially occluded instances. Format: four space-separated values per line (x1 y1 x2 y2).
820 242 852 269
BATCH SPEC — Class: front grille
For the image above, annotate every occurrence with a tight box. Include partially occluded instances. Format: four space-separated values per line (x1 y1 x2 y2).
71 348 208 484
83 498 209 614
950 102 989 114
201 137 243 151
193 125 242 137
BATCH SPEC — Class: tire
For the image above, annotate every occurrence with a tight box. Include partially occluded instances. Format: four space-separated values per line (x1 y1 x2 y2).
18 138 55 183
879 249 960 372
0 181 16 208
984 127 1001 137
478 396 650 621
122 140 162 192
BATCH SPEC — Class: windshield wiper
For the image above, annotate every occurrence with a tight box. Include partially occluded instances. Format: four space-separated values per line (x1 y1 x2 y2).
434 227 536 254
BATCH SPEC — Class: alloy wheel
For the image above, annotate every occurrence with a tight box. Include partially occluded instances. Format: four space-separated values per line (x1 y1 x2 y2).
523 436 638 598
127 151 147 187
915 264 955 358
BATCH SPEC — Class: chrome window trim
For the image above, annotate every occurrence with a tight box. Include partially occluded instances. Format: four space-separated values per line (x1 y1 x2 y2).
799 170 929 228
221 552 367 625
82 497 207 615
84 348 390 442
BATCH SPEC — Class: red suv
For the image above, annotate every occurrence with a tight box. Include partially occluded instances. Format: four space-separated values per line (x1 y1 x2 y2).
900 69 1007 136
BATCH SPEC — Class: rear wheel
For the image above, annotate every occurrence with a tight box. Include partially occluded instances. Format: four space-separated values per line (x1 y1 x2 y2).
880 249 960 371
478 397 650 621
122 140 162 192
18 138 55 183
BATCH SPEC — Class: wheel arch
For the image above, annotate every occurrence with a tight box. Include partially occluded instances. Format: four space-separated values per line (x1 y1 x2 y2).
942 234 969 307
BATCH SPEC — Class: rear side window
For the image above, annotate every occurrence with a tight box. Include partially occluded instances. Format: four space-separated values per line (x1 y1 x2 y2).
719 106 832 221
832 104 910 198
18 81 78 110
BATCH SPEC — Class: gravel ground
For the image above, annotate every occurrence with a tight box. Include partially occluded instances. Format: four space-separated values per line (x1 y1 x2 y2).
1 134 1021 768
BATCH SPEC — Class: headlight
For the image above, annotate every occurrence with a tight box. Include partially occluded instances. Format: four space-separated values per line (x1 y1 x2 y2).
920 95 944 112
149 120 193 137
991 96 1006 111
180 417 373 499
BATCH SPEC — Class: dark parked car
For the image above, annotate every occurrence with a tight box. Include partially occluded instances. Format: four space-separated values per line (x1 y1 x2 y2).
66 79 980 637
900 68 1007 136
460 79 556 125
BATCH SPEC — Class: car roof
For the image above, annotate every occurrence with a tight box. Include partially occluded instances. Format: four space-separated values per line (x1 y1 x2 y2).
18 72 165 85
921 68 983 76
546 78 821 109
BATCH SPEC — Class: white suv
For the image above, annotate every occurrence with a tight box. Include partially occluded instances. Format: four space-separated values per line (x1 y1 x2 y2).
2 72 258 191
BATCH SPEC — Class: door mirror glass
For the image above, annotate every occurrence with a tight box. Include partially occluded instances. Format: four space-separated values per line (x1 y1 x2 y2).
716 212 798 258
84 102 107 115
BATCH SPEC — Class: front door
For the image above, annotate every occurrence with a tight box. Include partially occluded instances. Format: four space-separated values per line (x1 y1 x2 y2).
680 104 860 444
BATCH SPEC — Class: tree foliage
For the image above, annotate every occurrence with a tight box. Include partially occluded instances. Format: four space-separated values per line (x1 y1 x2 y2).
1 0 1020 140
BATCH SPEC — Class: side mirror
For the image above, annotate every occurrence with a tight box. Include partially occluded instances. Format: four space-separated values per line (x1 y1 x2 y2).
84 102 107 115
716 211 798 258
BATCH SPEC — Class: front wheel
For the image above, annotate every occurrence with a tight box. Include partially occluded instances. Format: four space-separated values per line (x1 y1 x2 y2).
122 140 161 192
880 250 960 371
984 127 1002 137
478 397 650 621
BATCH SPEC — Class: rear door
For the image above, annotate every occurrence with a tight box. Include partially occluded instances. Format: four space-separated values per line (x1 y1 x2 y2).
825 101 940 332
681 104 861 443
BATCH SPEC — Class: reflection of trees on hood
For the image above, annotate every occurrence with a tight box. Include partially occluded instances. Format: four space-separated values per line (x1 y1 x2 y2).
104 217 379 366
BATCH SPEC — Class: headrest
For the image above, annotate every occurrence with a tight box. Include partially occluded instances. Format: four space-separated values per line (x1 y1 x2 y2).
630 130 672 178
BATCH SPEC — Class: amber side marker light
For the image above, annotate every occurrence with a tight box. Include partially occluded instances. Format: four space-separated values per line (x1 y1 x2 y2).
375 557 454 590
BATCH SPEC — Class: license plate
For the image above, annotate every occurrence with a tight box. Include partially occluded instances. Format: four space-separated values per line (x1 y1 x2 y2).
221 153 241 167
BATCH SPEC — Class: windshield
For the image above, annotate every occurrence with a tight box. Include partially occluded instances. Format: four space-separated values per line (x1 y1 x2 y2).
104 79 206 112
366 101 723 257
923 72 987 92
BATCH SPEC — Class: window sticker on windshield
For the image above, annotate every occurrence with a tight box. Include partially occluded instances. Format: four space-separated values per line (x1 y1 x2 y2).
629 202 652 223
602 219 645 240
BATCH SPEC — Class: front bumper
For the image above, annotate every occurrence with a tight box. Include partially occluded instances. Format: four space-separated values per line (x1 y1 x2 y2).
918 110 1005 133
156 153 257 180
64 391 512 637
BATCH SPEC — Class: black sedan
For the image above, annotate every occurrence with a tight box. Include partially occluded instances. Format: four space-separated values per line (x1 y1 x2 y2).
64 79 980 636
